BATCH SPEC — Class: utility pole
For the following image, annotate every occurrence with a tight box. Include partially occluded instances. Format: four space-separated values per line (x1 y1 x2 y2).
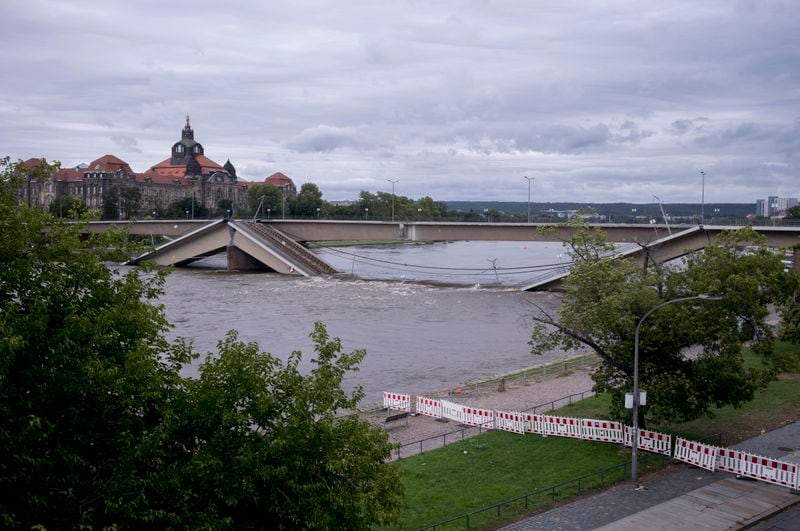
524 176 534 223
387 179 399 222
700 171 706 225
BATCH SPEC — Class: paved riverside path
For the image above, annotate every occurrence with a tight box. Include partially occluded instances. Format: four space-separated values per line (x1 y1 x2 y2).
502 421 800 530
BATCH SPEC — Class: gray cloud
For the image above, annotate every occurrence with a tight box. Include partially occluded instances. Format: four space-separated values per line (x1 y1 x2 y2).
1 0 798 202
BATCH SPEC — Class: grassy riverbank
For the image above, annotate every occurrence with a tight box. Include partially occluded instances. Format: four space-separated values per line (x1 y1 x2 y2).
385 343 800 530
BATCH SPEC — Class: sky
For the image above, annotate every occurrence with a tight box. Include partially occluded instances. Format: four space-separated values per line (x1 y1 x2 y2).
1 1 798 203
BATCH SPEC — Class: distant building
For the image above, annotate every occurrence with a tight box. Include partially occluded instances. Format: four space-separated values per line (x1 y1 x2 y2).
264 172 297 197
756 196 798 217
17 117 250 218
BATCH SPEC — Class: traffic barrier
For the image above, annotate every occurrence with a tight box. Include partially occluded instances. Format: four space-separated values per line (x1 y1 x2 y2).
463 406 494 429
441 399 466 424
383 392 411 412
581 419 624 444
739 452 799 489
415 396 441 419
541 415 582 439
716 448 746 475
495 411 526 434
674 437 718 471
623 427 672 456
526 414 547 435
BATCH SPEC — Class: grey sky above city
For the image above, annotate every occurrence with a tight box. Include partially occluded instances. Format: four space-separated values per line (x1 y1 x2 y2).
1 0 798 202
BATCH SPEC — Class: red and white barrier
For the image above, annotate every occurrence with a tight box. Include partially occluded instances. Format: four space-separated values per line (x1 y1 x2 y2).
582 419 624 444
415 396 441 418
383 392 411 412
463 407 494 429
526 414 547 435
674 437 718 471
495 411 526 434
440 399 465 423
624 427 672 456
716 448 746 475
541 415 582 439
739 453 799 489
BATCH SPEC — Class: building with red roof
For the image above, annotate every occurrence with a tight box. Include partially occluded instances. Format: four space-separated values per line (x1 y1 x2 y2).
19 118 249 219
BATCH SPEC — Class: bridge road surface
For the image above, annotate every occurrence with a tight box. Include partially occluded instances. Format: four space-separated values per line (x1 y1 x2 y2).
501 421 800 530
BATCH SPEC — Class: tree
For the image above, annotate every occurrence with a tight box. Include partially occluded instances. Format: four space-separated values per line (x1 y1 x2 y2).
291 182 324 217
528 219 785 425
246 183 282 218
784 205 800 219
49 195 87 218
102 183 141 220
0 157 402 528
166 195 208 219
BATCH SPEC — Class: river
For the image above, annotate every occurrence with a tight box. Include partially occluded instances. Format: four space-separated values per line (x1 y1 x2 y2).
157 241 572 403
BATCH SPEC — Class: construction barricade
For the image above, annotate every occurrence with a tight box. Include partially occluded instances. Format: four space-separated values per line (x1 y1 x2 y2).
739 452 799 489
415 396 441 419
495 411 526 434
463 407 494 429
674 437 718 471
540 415 583 439
581 419 624 444
716 448 746 475
525 413 546 435
623 427 672 456
383 392 411 412
440 399 466 424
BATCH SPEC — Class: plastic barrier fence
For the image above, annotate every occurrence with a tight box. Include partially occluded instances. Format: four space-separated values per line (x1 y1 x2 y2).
581 419 624 444
674 437 718 472
623 427 672 456
415 396 441 419
526 414 547 435
495 411 526 434
739 452 799 489
383 392 411 412
463 407 494 429
540 415 583 439
716 448 745 475
440 399 466 424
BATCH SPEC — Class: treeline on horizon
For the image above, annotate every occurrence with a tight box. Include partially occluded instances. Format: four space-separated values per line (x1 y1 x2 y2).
444 201 755 218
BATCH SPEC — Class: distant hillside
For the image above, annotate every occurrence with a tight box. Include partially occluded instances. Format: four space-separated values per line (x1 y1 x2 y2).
444 201 755 218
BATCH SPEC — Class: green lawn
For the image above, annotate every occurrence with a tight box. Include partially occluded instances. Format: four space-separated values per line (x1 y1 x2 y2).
386 429 661 530
384 342 800 530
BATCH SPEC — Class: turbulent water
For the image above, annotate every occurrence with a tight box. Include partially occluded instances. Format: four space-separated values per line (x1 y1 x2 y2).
156 242 570 403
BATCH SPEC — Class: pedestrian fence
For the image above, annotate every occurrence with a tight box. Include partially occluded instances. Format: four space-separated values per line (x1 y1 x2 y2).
387 389 800 493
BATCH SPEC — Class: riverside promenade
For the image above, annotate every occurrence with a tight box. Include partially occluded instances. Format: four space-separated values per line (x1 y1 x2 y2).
503 421 800 530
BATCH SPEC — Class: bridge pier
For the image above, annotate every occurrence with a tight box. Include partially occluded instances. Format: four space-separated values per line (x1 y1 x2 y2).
227 245 270 272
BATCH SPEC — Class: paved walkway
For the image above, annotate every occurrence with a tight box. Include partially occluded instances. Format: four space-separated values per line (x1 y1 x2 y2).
502 421 800 530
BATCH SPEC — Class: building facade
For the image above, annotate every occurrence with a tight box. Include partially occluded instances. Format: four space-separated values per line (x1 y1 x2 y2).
19 118 250 218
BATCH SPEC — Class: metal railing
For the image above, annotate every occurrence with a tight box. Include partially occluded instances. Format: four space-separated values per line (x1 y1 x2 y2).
418 455 659 530
393 389 595 460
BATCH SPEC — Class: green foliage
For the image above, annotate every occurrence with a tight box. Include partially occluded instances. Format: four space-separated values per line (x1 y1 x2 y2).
529 220 787 425
166 195 208 218
102 183 141 220
291 182 324 217
0 157 402 528
246 183 283 217
784 205 800 219
49 195 87 218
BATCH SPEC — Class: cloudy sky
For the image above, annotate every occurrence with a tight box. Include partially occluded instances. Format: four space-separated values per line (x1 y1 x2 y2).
1 1 798 202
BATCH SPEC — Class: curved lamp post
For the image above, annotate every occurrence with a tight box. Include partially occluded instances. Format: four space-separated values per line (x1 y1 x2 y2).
631 294 721 485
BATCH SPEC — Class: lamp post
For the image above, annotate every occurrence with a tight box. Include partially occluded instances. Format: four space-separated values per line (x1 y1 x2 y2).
364 207 369 220
387 179 399 222
524 176 534 223
267 208 271 220
700 171 706 225
316 207 321 219
484 208 490 223
417 207 422 220
631 294 721 485
184 209 189 220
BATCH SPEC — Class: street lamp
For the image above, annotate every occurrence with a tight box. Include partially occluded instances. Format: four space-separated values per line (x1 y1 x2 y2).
484 208 490 223
184 209 189 220
417 207 422 220
631 294 722 485
364 207 369 220
387 179 399 222
524 176 534 223
267 208 271 220
316 207 321 219
700 171 706 225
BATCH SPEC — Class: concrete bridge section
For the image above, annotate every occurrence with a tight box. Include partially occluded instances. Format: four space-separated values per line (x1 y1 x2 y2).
522 225 800 291
127 219 336 276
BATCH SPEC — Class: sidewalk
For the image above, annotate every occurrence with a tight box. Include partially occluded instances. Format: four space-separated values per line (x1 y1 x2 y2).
502 421 800 530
